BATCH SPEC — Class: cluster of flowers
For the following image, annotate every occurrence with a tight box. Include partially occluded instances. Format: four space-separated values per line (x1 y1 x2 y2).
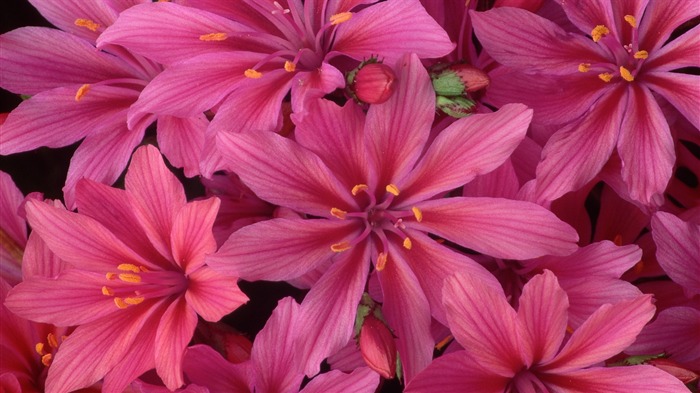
1 0 698 392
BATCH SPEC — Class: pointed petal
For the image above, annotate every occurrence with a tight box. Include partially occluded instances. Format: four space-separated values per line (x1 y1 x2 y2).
0 27 135 95
559 0 617 40
643 72 700 130
517 270 569 365
534 241 642 279
207 218 358 281
412 197 579 259
102 313 158 393
544 294 655 372
543 366 689 392
639 0 700 50
183 345 252 393
171 198 219 273
405 352 509 393
470 7 607 74
365 53 434 186
26 0 120 42
185 265 248 322
155 297 198 390
442 272 523 376
378 240 434 382
645 24 700 71
301 367 379 393
156 115 208 178
652 212 700 295
562 278 645 329
332 0 454 63
398 104 532 205
290 63 346 117
627 306 700 363
296 241 369 376
217 131 356 216
22 232 67 280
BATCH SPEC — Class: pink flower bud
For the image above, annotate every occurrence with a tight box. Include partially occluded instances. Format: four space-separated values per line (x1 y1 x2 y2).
448 64 490 93
647 358 699 384
351 62 396 104
359 313 397 379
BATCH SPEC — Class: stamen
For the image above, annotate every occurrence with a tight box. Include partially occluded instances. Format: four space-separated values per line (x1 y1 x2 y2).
591 25 610 42
578 63 591 72
634 50 648 59
330 12 352 25
47 333 58 348
271 1 291 14
199 32 228 41
619 66 634 82
244 69 263 79
114 297 128 309
613 234 623 246
411 207 423 222
352 184 369 196
118 273 141 283
566 325 574 334
331 207 347 219
284 61 296 72
624 15 637 28
101 286 114 296
385 184 400 196
35 343 45 355
403 237 412 250
41 354 52 367
376 252 388 271
124 296 145 305
74 18 100 32
598 73 613 82
105 272 117 280
117 263 141 273
435 334 454 351
331 241 352 252
74 84 90 101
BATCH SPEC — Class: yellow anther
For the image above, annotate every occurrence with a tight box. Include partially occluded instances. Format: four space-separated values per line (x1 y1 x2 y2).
75 84 90 101
118 273 142 283
199 32 228 41
101 286 114 296
330 12 352 25
330 207 347 219
352 184 368 196
619 66 634 82
411 207 423 222
403 237 412 250
634 50 648 59
41 353 52 367
578 63 591 72
35 342 45 355
105 272 117 280
591 25 610 42
331 241 351 252
114 297 128 309
376 252 388 271
117 263 141 273
566 325 574 334
47 333 58 348
598 72 613 82
385 184 400 196
244 69 263 79
624 15 636 28
124 296 145 305
284 61 296 72
74 18 100 32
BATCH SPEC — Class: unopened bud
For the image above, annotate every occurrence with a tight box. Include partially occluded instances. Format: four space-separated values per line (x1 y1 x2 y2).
347 59 396 104
359 312 397 379
431 63 490 96
436 95 476 118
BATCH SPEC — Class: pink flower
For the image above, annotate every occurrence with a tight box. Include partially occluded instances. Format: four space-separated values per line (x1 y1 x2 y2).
0 171 28 286
472 1 700 206
405 270 688 392
4 145 248 392
207 53 578 381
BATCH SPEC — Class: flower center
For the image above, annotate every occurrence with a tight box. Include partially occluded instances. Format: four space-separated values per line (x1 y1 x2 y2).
329 184 422 271
101 263 188 309
578 15 649 83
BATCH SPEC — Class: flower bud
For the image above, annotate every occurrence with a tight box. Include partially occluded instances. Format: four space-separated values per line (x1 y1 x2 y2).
647 358 699 385
347 60 396 104
359 312 397 379
431 63 490 96
436 95 476 118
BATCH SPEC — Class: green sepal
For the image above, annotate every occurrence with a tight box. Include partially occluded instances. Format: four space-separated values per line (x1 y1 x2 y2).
608 352 666 367
436 95 476 118
353 292 375 338
431 70 465 97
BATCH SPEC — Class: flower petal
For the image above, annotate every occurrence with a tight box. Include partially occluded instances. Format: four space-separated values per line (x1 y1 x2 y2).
543 365 689 392
643 72 700 132
301 367 379 393
155 297 198 390
170 198 219 273
639 0 700 50
156 115 208 178
185 265 248 322
183 345 252 393
645 24 700 72
627 306 700 363
26 0 120 43
562 278 646 329
290 63 346 117
405 352 509 393
652 211 700 295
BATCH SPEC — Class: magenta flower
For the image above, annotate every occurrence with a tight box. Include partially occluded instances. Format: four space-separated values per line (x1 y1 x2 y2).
4 146 248 392
0 171 28 286
207 54 578 381
405 270 688 392
472 1 700 206
97 0 454 174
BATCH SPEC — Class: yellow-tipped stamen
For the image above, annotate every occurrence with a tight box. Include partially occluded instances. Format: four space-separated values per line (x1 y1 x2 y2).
284 61 296 72
591 25 610 42
244 69 263 79
634 50 648 59
330 12 352 25
385 184 400 196
598 72 613 82
578 63 591 73
35 342 45 355
566 325 574 334
139 265 149 272
330 207 347 219
118 273 142 283
376 252 387 271
411 207 423 222
403 237 412 250
105 272 117 280
117 263 141 273
435 334 454 351
199 32 227 41
41 353 52 367
619 66 634 82
114 297 128 309
624 15 637 28
351 184 368 196
47 333 58 348
331 241 352 252
124 296 145 305
101 286 114 296
74 18 100 32
74 84 90 101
